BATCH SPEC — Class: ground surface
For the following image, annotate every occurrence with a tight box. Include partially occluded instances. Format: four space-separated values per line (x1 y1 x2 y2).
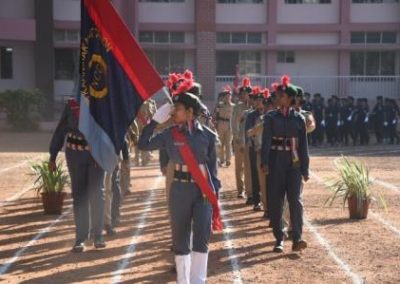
1 131 400 283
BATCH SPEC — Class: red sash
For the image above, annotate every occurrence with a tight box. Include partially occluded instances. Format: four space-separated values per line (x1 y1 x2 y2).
68 98 80 120
171 127 223 232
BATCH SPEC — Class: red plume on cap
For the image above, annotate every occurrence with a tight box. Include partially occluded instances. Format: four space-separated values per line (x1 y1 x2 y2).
263 88 270 98
167 73 180 91
251 86 261 96
172 75 194 96
222 85 232 94
281 75 290 87
183 69 193 80
271 82 279 91
242 76 251 87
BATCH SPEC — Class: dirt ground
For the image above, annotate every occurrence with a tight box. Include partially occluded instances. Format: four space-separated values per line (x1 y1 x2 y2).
1 131 400 283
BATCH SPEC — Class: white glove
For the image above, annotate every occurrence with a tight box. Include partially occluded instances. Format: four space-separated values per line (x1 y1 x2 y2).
152 103 172 124
321 120 325 127
384 121 388 126
364 117 369 123
393 120 397 124
337 121 341 127
347 116 352 121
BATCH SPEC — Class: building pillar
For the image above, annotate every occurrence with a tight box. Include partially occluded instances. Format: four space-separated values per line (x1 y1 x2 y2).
34 0 54 120
266 0 278 76
195 0 216 100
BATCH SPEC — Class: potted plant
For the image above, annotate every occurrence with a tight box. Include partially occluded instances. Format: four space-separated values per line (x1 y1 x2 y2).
325 156 386 219
31 160 69 214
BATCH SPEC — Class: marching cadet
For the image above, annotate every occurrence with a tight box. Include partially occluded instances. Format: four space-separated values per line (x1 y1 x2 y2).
247 89 274 219
372 96 385 144
385 98 399 144
134 99 157 166
339 97 351 146
311 93 325 146
232 77 252 198
49 97 106 252
245 86 266 212
214 86 234 167
139 74 221 284
261 75 309 253
352 98 369 146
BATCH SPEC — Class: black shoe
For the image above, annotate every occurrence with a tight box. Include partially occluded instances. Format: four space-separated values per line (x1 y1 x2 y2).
104 225 116 236
246 197 254 205
292 239 307 252
237 191 245 199
94 236 106 249
226 161 231 167
71 241 85 253
263 211 269 220
273 240 284 253
253 203 262 212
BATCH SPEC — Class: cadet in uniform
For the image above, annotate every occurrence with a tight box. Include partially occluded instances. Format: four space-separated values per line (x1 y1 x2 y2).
139 75 221 284
311 93 324 146
372 96 385 144
232 78 252 198
261 76 309 253
245 87 265 211
214 86 234 167
49 97 106 252
325 98 339 146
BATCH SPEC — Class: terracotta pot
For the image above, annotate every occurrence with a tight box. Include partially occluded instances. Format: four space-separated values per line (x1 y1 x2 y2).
347 195 371 219
41 192 67 215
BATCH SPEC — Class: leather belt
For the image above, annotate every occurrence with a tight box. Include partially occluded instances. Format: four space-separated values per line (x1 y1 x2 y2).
173 164 207 183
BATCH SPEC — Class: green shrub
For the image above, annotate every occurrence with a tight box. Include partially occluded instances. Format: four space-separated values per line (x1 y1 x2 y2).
0 89 45 130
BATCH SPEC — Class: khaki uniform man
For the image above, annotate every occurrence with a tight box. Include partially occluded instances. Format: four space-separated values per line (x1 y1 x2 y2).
215 90 234 167
134 99 157 166
239 109 253 204
232 97 249 198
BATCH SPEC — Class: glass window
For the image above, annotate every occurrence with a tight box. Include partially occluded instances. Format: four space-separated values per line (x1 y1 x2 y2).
239 51 261 75
154 32 169 43
54 49 78 80
145 50 185 75
365 51 380 75
170 32 185 43
350 52 365 75
218 0 264 3
216 32 231 43
66 30 79 42
139 31 154 43
382 32 397 43
247 32 262 44
216 51 239 75
350 32 365 44
350 51 396 76
380 52 396 75
232 32 246 44
285 0 331 3
277 51 295 63
366 32 381 43
0 47 13 79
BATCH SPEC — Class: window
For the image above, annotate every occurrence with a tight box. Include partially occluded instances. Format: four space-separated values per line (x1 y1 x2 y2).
216 51 261 75
139 0 184 2
350 51 396 76
285 0 331 3
54 29 80 43
350 32 398 44
139 31 185 44
277 51 295 63
0 47 13 79
145 50 185 75
352 0 399 3
216 32 263 44
217 0 264 3
54 49 79 80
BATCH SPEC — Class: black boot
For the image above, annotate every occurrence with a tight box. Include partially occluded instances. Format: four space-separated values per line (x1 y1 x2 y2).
71 241 85 253
292 239 307 252
94 236 106 249
273 240 284 253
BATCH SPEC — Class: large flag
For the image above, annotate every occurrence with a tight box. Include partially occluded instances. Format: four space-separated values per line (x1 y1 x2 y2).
79 0 167 172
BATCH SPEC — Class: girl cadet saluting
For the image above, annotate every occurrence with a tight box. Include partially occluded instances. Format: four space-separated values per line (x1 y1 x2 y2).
138 74 221 284
261 75 310 253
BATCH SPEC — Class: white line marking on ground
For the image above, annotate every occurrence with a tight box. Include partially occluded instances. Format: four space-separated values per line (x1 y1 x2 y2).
303 218 364 284
373 179 400 194
369 211 400 238
220 200 244 284
111 176 163 284
0 155 43 175
0 207 72 276
0 184 34 207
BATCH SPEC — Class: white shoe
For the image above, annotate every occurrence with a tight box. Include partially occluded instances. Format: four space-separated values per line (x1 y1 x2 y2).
175 254 191 284
190 251 208 284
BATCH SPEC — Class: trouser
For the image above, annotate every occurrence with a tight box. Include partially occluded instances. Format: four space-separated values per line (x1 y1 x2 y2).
267 151 303 242
243 145 252 198
355 124 369 145
169 181 212 255
233 140 245 193
120 158 131 194
217 126 233 164
341 122 352 145
66 149 105 242
104 165 121 228
256 152 267 211
374 121 384 143
134 146 151 166
249 146 260 205
326 122 337 145
312 123 324 145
